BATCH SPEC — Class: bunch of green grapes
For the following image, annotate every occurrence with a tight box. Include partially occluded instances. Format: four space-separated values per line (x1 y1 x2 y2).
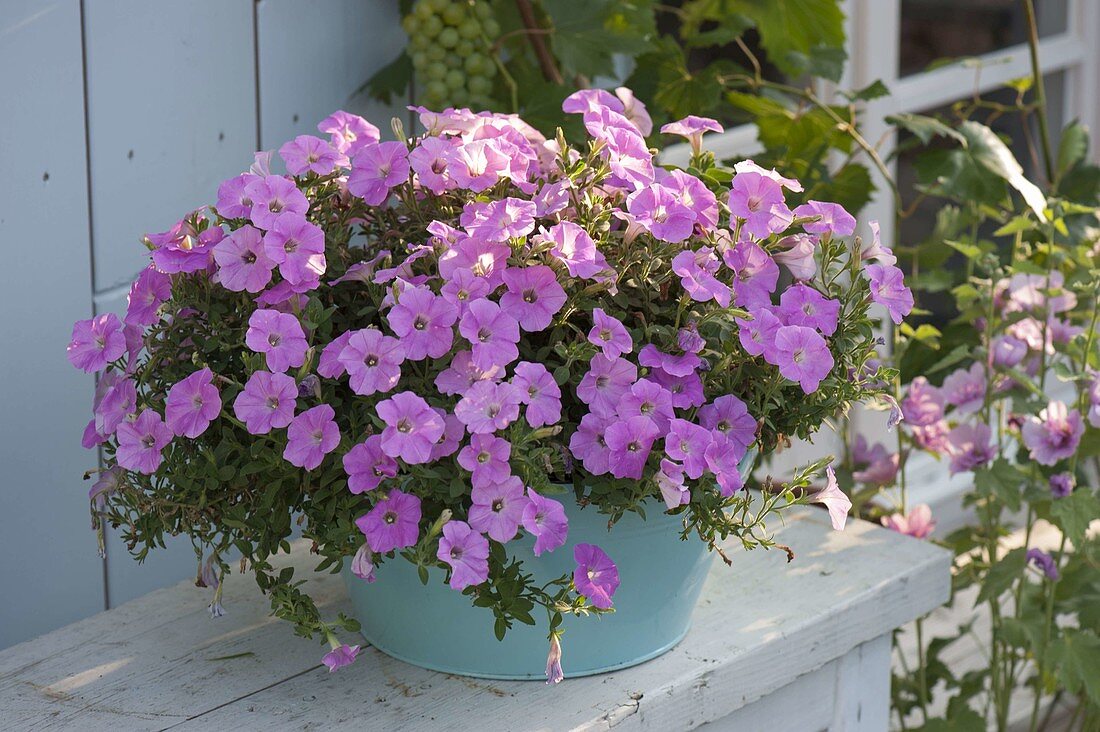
403 0 500 110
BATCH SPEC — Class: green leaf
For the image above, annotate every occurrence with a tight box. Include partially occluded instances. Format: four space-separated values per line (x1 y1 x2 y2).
543 0 654 80
974 459 1025 513
1050 630 1100 705
977 547 1025 604
912 708 985 731
727 0 846 81
1056 120 1089 177
889 113 966 145
845 79 890 102
1050 489 1100 548
957 121 1047 220
364 51 412 105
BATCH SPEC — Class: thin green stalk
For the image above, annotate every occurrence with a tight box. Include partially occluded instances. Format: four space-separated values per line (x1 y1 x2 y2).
1023 0 1055 183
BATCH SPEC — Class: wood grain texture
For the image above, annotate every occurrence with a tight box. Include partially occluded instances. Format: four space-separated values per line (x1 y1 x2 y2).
0 510 949 730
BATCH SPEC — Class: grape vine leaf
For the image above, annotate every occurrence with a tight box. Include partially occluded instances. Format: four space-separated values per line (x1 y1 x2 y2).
727 0 846 81
541 0 655 80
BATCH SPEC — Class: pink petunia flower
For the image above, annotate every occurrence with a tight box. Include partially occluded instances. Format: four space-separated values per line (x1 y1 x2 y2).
573 543 619 609
861 220 897 265
214 225 276 293
577 355 637 417
434 350 503 396
616 378 675 433
245 175 309 230
656 459 689 508
318 110 380 157
521 489 568 556
387 286 456 361
356 489 422 553
95 376 137 437
438 237 511 288
455 380 522 434
463 197 537 242
409 135 456 194
316 331 353 379
811 466 851 531
263 213 326 285
68 314 126 373
724 239 779 310
777 284 840 336
446 138 511 192
865 264 914 325
125 267 171 326
429 408 465 461
458 434 512 489
541 222 610 280
216 173 258 219
115 409 172 474
165 368 222 438
660 115 723 154
511 362 562 428
459 299 521 370
626 184 695 243
469 476 529 542
661 169 719 230
279 135 339 176
343 435 398 494
500 266 567 332
941 363 986 415
569 412 614 475
283 404 340 470
770 325 835 393
321 643 361 672
338 328 405 396
698 395 757 453
665 419 713 479
793 200 856 237
946 421 996 474
233 370 297 434
672 248 730 306
851 435 899 485
881 504 935 539
376 392 445 465
737 307 783 358
351 543 377 582
705 436 746 496
440 269 491 316
901 376 945 426
605 416 660 479
437 520 490 590
347 141 410 205
245 309 308 373
729 172 793 240
545 635 564 685
773 233 818 280
1021 401 1084 466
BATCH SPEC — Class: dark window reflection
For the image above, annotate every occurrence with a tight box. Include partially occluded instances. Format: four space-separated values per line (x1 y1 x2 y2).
900 0 1067 77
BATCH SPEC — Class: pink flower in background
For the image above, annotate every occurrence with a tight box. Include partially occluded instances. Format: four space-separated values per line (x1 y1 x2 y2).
376 392 445 464
672 248 730 306
942 363 986 415
1027 548 1059 580
901 376 945 426
283 404 340 470
165 368 221 438
656 459 689 508
216 173 258 219
321 644 360 672
811 466 851 531
660 115 723 154
501 266 567 332
911 419 951 454
469 476 529 542
348 141 410 205
214 225 275 293
946 421 996 474
705 437 746 496
573 543 619 609
455 380 521 434
577 355 637 417
233 370 297 434
724 239 779 310
588 308 633 360
777 285 840 336
68 313 126 373
737 307 782 357
356 489 422 553
851 435 899 486
991 335 1028 369
317 331 353 379
794 200 856 237
245 175 308 230
569 412 614 475
605 416 660 479
729 172 793 239
521 489 568 556
1089 373 1100 428
245 309 308 373
279 135 339 176
865 264 914 325
459 299 521 370
437 521 490 590
1022 401 1084 466
115 409 172 474
125 267 171 326
458 434 512 488
698 395 756 453
771 325 835 393
543 222 609 279
881 504 935 539
343 435 398 494
512 362 562 428
388 286 456 360
263 213 326 285
1049 472 1074 498
617 378 675 433
318 110 379 157
861 220 897 265
665 419 713 479
626 184 695 243
350 543 377 582
338 328 404 396
773 233 818 280
615 86 652 135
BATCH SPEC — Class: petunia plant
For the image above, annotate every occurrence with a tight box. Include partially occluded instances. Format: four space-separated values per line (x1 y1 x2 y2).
71 89 905 677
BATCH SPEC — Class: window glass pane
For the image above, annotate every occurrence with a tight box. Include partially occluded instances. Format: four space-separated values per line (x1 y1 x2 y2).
899 0 1068 77
895 72 1065 331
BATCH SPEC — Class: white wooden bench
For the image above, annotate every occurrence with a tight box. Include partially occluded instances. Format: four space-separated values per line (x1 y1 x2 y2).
0 509 949 731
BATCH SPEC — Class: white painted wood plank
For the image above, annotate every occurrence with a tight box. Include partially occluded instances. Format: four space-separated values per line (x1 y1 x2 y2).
256 0 406 151
83 0 257 293
832 635 891 731
0 0 106 649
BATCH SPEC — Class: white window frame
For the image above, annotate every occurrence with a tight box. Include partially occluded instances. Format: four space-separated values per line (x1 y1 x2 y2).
663 0 1100 529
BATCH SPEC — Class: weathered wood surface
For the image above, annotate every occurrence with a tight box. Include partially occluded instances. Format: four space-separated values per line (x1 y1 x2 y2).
0 510 950 731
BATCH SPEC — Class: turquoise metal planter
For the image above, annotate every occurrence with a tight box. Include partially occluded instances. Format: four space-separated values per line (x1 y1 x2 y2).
344 449 757 680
